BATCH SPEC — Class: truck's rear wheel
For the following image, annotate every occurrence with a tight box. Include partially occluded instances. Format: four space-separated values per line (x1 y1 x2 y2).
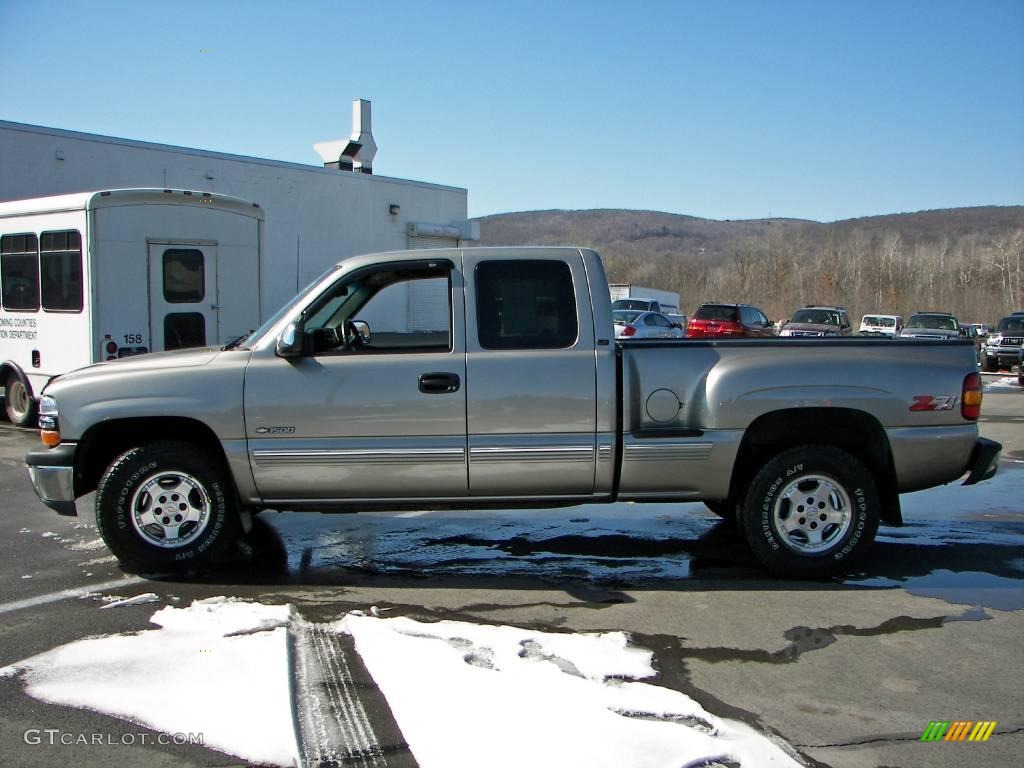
4 374 35 427
95 441 240 571
740 445 879 579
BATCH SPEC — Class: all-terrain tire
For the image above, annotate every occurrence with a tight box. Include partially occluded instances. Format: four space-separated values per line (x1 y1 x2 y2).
740 445 880 579
95 441 240 571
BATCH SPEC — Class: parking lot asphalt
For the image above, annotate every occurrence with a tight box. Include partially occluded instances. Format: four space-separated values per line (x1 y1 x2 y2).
0 379 1022 767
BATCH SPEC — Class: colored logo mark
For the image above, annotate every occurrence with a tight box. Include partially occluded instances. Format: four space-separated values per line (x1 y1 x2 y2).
920 721 997 742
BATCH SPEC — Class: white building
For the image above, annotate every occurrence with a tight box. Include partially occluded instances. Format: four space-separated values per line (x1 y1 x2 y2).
0 100 476 320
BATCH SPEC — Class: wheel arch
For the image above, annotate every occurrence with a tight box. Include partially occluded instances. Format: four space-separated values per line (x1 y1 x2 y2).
728 407 901 526
75 417 233 498
1 361 34 398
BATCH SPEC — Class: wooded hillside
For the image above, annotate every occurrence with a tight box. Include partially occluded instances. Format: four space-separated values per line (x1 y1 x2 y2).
473 207 1024 323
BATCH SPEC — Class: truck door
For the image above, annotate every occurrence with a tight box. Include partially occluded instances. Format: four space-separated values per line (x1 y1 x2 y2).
244 256 468 500
464 253 597 496
148 243 218 350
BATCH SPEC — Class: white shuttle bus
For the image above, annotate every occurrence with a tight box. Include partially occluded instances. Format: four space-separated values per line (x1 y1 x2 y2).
0 189 263 425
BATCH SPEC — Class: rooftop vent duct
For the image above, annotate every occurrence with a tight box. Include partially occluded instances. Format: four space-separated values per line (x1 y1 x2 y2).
313 99 378 174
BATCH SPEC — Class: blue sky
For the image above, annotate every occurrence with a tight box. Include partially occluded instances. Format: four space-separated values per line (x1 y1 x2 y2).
1 0 1021 221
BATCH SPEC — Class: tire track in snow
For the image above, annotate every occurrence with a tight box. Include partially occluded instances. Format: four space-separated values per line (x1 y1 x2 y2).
290 620 413 768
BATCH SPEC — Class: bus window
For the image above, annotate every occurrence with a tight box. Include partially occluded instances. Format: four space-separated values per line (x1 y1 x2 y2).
40 230 84 312
1 233 40 311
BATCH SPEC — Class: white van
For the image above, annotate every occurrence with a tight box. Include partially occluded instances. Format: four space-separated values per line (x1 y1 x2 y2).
0 189 263 425
859 314 903 337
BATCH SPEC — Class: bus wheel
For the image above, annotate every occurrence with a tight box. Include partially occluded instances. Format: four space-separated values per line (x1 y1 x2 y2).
4 374 35 427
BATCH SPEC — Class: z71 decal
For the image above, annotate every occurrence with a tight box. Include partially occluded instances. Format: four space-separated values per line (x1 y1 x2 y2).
909 395 957 412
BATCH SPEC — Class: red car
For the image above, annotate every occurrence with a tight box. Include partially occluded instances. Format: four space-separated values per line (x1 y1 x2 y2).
687 303 777 338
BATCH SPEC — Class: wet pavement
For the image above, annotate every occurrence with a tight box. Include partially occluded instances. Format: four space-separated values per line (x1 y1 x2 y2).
1 379 1022 767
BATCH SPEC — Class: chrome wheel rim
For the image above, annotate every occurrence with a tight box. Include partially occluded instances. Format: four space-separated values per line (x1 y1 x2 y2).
130 471 211 549
772 473 852 554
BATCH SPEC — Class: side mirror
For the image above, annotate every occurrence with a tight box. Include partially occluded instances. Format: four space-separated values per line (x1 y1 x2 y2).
352 320 371 344
276 320 305 359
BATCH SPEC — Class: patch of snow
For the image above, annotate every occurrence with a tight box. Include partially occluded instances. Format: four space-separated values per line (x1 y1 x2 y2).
983 376 1021 392
99 593 161 609
40 532 60 539
339 614 802 768
5 597 299 767
19 527 31 534
67 537 108 552
20 575 32 579
78 555 118 567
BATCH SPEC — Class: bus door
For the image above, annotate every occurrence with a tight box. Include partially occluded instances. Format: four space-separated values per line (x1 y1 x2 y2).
148 243 218 350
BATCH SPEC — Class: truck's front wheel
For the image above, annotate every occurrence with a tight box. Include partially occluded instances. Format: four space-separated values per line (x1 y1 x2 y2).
95 441 240 571
741 445 879 579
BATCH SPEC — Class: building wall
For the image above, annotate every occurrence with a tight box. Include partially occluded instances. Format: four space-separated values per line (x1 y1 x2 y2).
0 121 470 319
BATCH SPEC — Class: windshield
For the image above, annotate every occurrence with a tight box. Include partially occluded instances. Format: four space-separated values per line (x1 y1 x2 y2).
791 309 840 325
862 316 895 327
906 314 958 331
613 310 642 324
228 264 341 349
996 317 1024 332
612 299 653 311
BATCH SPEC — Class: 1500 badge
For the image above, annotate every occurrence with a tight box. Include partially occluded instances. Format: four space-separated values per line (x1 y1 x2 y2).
255 426 296 434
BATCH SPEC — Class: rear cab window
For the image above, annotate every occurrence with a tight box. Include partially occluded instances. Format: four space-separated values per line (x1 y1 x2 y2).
475 260 577 349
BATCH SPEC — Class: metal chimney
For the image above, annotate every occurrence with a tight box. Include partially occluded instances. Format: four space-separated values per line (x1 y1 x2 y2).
351 99 376 174
313 98 377 174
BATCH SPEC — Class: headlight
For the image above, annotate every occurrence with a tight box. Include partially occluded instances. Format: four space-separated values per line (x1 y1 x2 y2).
38 396 60 444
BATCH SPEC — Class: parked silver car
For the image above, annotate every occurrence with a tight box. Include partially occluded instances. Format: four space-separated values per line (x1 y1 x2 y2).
613 310 684 339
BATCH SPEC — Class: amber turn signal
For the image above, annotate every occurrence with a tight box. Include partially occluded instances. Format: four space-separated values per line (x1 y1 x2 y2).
961 373 982 420
40 430 61 447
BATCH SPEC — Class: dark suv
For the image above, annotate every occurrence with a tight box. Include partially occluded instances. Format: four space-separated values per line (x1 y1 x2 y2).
899 312 961 341
981 312 1024 372
780 306 852 337
687 303 777 338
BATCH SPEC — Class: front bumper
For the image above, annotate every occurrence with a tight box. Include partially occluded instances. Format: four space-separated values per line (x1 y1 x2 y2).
962 438 1002 486
985 346 1022 363
25 443 78 516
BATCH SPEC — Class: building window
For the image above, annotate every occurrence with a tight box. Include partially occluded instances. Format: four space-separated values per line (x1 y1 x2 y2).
1 233 40 311
475 260 578 350
40 230 84 312
162 248 205 303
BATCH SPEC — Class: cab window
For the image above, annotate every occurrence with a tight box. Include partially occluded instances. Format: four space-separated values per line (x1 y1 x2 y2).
475 260 577 350
303 260 452 354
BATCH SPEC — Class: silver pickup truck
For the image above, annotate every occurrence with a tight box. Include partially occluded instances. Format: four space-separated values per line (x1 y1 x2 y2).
26 247 1001 578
